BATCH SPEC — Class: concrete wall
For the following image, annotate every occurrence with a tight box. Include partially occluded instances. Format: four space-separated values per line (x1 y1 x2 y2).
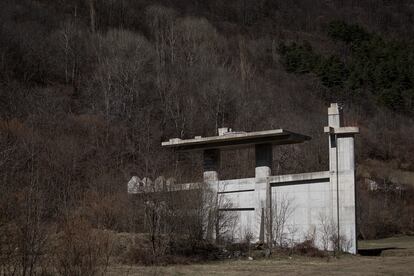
270 172 332 250
217 178 258 241
217 166 356 253
216 172 336 248
215 165 357 253
155 103 359 254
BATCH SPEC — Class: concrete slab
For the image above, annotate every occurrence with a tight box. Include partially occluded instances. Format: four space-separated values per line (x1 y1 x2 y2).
162 129 310 151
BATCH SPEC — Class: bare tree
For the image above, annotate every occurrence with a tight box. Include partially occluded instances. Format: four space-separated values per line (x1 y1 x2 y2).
318 212 351 255
318 213 335 251
53 217 113 276
243 230 254 257
92 29 154 121
271 194 296 248
88 0 96 33
143 199 170 262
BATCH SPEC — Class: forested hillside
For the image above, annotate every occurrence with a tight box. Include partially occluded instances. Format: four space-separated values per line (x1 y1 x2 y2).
1 0 414 271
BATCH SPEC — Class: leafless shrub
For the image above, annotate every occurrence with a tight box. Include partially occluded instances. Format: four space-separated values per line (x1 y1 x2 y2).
271 194 296 248
318 213 351 255
292 239 326 258
122 235 155 266
0 188 48 276
0 223 20 276
330 230 352 255
286 224 299 255
52 217 113 276
318 213 335 251
214 186 239 244
243 230 254 257
144 199 170 262
80 191 130 231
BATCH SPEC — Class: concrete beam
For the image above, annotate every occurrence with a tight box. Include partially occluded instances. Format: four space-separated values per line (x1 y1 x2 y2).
324 126 359 135
162 129 310 151
268 171 330 185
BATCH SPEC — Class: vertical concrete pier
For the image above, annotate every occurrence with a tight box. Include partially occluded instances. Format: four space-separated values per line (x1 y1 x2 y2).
203 149 220 183
325 103 359 253
203 148 220 241
255 144 272 243
328 103 341 249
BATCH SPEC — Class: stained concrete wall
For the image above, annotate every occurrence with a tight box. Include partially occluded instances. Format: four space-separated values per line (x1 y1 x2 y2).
270 174 332 250
327 103 358 254
336 135 357 253
217 178 257 240
156 103 358 254
216 166 357 253
216 172 335 247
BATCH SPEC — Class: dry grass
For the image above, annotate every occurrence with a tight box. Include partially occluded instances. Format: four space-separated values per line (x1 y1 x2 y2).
107 255 414 276
105 236 414 275
358 235 414 250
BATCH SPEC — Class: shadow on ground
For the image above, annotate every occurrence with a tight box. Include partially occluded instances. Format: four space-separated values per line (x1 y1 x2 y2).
358 247 400 256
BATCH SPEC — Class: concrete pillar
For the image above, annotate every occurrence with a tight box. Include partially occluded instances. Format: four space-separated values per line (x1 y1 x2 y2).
203 149 220 183
255 144 272 244
255 144 272 177
203 149 220 241
337 134 357 254
328 103 342 128
328 103 341 249
327 103 358 254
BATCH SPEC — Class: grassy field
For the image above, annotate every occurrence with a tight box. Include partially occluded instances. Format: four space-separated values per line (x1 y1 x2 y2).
108 236 414 276
359 235 414 250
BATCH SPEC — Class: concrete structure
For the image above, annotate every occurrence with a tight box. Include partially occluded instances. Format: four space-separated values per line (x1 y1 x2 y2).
157 103 358 253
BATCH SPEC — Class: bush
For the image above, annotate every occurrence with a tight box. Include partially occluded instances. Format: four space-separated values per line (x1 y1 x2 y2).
292 239 327 258
327 21 371 44
278 41 320 74
169 238 222 261
52 218 113 276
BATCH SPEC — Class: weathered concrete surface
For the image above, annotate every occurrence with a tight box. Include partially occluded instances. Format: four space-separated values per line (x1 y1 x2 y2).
154 103 359 254
271 177 331 248
324 126 359 135
161 129 310 151
336 135 357 253
268 171 330 185
217 178 255 193
216 171 332 247
326 103 359 254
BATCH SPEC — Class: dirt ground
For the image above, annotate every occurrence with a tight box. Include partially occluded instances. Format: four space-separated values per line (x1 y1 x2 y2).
108 236 414 276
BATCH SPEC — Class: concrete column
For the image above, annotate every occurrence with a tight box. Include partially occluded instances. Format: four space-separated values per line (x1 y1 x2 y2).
203 149 220 241
327 103 358 254
328 103 341 248
255 143 272 244
337 134 357 254
255 144 272 177
328 103 342 128
203 149 220 183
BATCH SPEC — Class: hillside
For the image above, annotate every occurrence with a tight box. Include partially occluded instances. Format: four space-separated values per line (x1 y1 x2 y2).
1 0 414 272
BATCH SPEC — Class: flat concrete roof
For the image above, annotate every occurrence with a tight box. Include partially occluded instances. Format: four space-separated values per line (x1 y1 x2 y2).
162 129 311 151
324 126 359 135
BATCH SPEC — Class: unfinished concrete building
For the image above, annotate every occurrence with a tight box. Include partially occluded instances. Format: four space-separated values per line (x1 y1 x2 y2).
162 103 359 254
129 103 359 254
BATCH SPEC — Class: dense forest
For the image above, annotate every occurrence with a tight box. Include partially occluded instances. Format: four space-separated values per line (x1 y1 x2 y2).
1 0 414 273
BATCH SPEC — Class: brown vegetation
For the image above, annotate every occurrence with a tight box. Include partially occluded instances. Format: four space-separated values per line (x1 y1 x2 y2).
1 0 414 273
